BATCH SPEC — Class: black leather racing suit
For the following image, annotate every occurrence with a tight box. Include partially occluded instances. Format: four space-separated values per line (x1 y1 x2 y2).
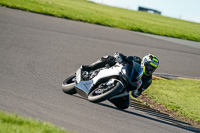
83 53 152 109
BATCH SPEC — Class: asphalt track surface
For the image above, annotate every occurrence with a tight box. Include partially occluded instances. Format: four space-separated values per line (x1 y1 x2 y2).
0 7 200 133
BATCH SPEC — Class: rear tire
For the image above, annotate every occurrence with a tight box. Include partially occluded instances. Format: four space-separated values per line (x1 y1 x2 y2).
109 95 129 109
62 74 77 94
88 82 123 103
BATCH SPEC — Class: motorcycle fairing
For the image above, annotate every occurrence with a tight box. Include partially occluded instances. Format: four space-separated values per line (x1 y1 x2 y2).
122 61 143 90
75 80 93 98
75 64 125 98
92 65 123 85
75 67 82 83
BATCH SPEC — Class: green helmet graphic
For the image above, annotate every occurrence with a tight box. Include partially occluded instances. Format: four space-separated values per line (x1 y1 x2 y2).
141 54 159 76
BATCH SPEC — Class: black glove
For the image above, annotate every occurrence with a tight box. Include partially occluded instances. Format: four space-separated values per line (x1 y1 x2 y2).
125 56 134 63
133 56 142 64
131 89 142 98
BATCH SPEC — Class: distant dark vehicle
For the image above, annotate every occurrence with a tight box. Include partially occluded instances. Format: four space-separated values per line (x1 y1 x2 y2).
138 6 161 14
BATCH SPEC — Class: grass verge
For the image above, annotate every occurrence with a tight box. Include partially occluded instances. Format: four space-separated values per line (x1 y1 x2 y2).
0 111 68 133
0 0 200 41
143 79 200 125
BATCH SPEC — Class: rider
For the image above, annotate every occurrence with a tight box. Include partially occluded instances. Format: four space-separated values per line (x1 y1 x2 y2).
82 53 159 109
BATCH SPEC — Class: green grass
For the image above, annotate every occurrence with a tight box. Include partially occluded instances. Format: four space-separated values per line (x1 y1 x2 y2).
145 79 200 123
0 0 200 41
0 111 68 133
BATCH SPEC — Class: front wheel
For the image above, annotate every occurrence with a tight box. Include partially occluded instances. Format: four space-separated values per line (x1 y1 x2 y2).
62 74 77 94
88 81 124 103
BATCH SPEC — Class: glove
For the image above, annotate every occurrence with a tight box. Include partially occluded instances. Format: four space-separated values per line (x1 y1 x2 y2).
114 52 124 63
131 89 141 98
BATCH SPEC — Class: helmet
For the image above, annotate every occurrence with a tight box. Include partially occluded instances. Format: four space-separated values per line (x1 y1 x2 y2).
141 54 159 76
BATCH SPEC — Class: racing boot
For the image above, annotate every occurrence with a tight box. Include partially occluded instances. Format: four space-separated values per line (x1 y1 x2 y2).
82 55 116 72
82 60 107 72
81 65 92 72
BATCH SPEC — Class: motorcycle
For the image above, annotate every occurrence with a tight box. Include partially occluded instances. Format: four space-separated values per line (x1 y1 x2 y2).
62 61 143 104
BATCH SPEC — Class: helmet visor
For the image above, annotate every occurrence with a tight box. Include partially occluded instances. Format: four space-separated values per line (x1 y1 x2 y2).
146 63 156 75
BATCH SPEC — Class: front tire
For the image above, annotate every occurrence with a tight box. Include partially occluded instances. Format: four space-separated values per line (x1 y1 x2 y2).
62 74 77 94
88 82 123 103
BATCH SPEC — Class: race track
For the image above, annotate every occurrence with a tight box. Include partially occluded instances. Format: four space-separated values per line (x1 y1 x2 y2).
0 7 200 133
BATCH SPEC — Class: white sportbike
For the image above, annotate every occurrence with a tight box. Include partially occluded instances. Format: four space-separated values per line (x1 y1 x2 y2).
62 61 143 104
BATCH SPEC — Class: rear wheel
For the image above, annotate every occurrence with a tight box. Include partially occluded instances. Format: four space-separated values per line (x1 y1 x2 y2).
62 74 77 94
88 81 123 103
